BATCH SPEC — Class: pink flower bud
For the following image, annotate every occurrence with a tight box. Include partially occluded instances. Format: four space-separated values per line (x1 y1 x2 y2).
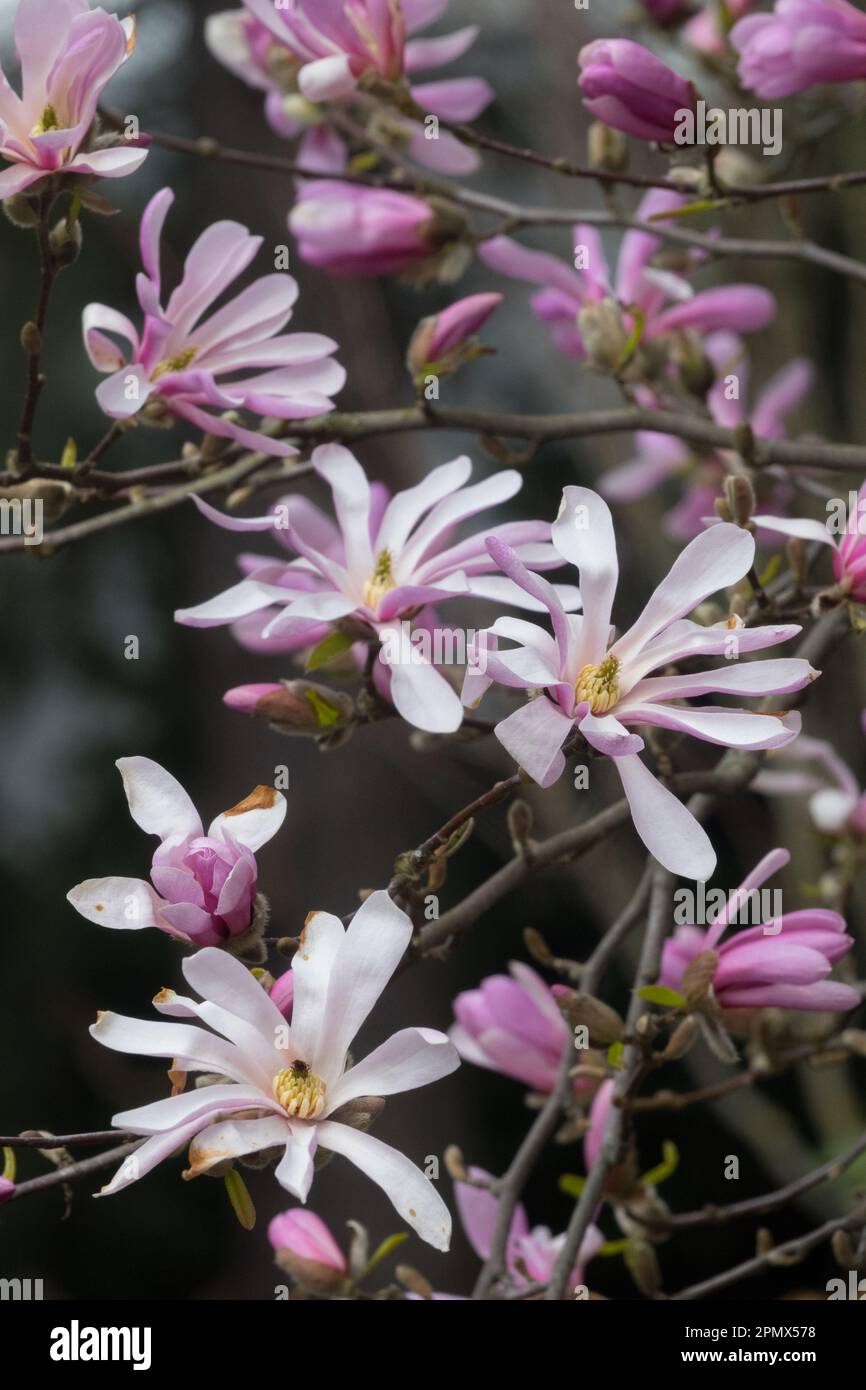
269 1210 347 1291
833 482 866 602
289 181 440 277
407 292 502 378
732 0 866 99
578 39 698 145
0 1177 15 1205
270 968 295 1021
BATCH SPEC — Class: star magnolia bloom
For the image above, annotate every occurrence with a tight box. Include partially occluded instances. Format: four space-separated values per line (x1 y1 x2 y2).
91 891 460 1249
175 445 580 735
450 961 572 1092
602 333 813 541
659 848 860 1012
744 478 866 602
755 712 866 838
577 39 698 145
83 187 345 456
206 0 493 174
67 757 286 947
480 189 774 361
463 487 817 880
732 0 866 99
456 1167 603 1295
0 0 147 199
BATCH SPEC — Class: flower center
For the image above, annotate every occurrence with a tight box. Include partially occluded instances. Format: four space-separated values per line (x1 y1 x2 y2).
151 346 199 380
362 548 396 610
273 1062 326 1119
31 104 60 136
575 655 621 714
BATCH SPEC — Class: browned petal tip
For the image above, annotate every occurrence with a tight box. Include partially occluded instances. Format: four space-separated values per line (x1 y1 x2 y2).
224 784 278 817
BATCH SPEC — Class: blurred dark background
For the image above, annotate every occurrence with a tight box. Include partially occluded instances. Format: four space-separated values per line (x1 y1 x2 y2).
1 0 865 1299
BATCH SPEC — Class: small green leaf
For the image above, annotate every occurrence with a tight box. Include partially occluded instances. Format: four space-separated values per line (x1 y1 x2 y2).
60 437 77 470
642 1139 680 1189
558 1174 586 1200
636 985 687 1009
607 1040 624 1069
224 1169 256 1230
649 197 731 222
617 306 645 370
305 630 354 672
757 554 782 589
2 1147 16 1183
304 688 341 727
597 1239 629 1258
362 1231 409 1279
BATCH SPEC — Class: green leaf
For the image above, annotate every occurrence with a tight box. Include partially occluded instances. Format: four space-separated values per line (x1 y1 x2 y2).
305 630 354 672
636 985 686 1009
649 198 731 222
224 1169 256 1230
60 437 77 470
757 554 782 589
304 689 341 727
2 1147 15 1183
558 1174 586 1200
642 1140 680 1189
617 306 645 370
597 1239 629 1258
607 1040 624 1069
362 1231 409 1279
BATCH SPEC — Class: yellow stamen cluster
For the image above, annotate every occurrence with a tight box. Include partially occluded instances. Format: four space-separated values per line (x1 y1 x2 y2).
151 346 199 380
273 1063 326 1119
574 655 621 714
363 548 396 610
31 105 60 136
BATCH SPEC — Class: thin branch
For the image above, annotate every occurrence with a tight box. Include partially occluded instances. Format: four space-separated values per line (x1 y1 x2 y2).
0 1130 135 1149
9 1139 143 1201
15 194 59 472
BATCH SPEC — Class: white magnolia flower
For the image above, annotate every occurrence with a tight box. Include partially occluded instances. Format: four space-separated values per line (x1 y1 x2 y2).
91 891 459 1250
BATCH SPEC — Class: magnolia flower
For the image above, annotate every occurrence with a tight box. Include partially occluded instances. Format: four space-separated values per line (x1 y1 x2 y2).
90 891 460 1249
602 333 813 541
289 181 443 277
450 962 571 1092
463 487 816 880
270 967 296 1020
583 1078 614 1171
577 39 698 145
455 1167 603 1295
745 478 866 603
206 0 493 174
659 849 859 1011
175 446 580 735
0 0 147 199
755 712 866 838
732 0 866 99
685 0 758 56
479 189 774 363
269 1209 347 1293
407 292 502 382
83 187 345 456
67 757 286 948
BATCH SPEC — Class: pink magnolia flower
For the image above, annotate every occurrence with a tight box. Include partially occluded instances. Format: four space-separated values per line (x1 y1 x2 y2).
270 967 296 1020
479 190 774 362
456 1167 603 1295
269 1208 347 1273
0 0 147 199
755 712 866 838
206 0 493 173
583 1077 614 1171
289 181 443 277
463 487 816 880
577 39 698 145
407 291 502 379
0 1177 15 1204
91 891 460 1249
83 187 345 456
746 478 866 602
67 757 287 947
659 848 860 1011
450 962 571 1092
732 0 866 99
175 446 580 735
602 333 813 541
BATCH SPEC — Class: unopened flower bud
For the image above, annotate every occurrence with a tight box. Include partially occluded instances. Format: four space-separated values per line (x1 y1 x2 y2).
406 293 501 383
0 1177 15 1204
3 194 40 228
269 1210 347 1293
723 474 756 528
578 299 628 372
224 680 354 735
269 968 294 1021
587 120 628 173
49 216 83 267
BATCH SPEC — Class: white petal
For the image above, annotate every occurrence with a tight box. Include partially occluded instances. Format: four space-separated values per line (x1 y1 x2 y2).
67 877 162 931
315 1122 453 1250
90 1011 257 1085
495 697 572 788
388 659 464 733
327 1027 460 1114
186 1115 290 1177
553 487 618 669
208 786 287 850
275 1123 318 1201
614 754 716 880
288 910 346 1070
115 756 202 841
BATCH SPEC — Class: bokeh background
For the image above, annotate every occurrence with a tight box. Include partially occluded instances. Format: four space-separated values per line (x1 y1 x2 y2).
1 0 864 1299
